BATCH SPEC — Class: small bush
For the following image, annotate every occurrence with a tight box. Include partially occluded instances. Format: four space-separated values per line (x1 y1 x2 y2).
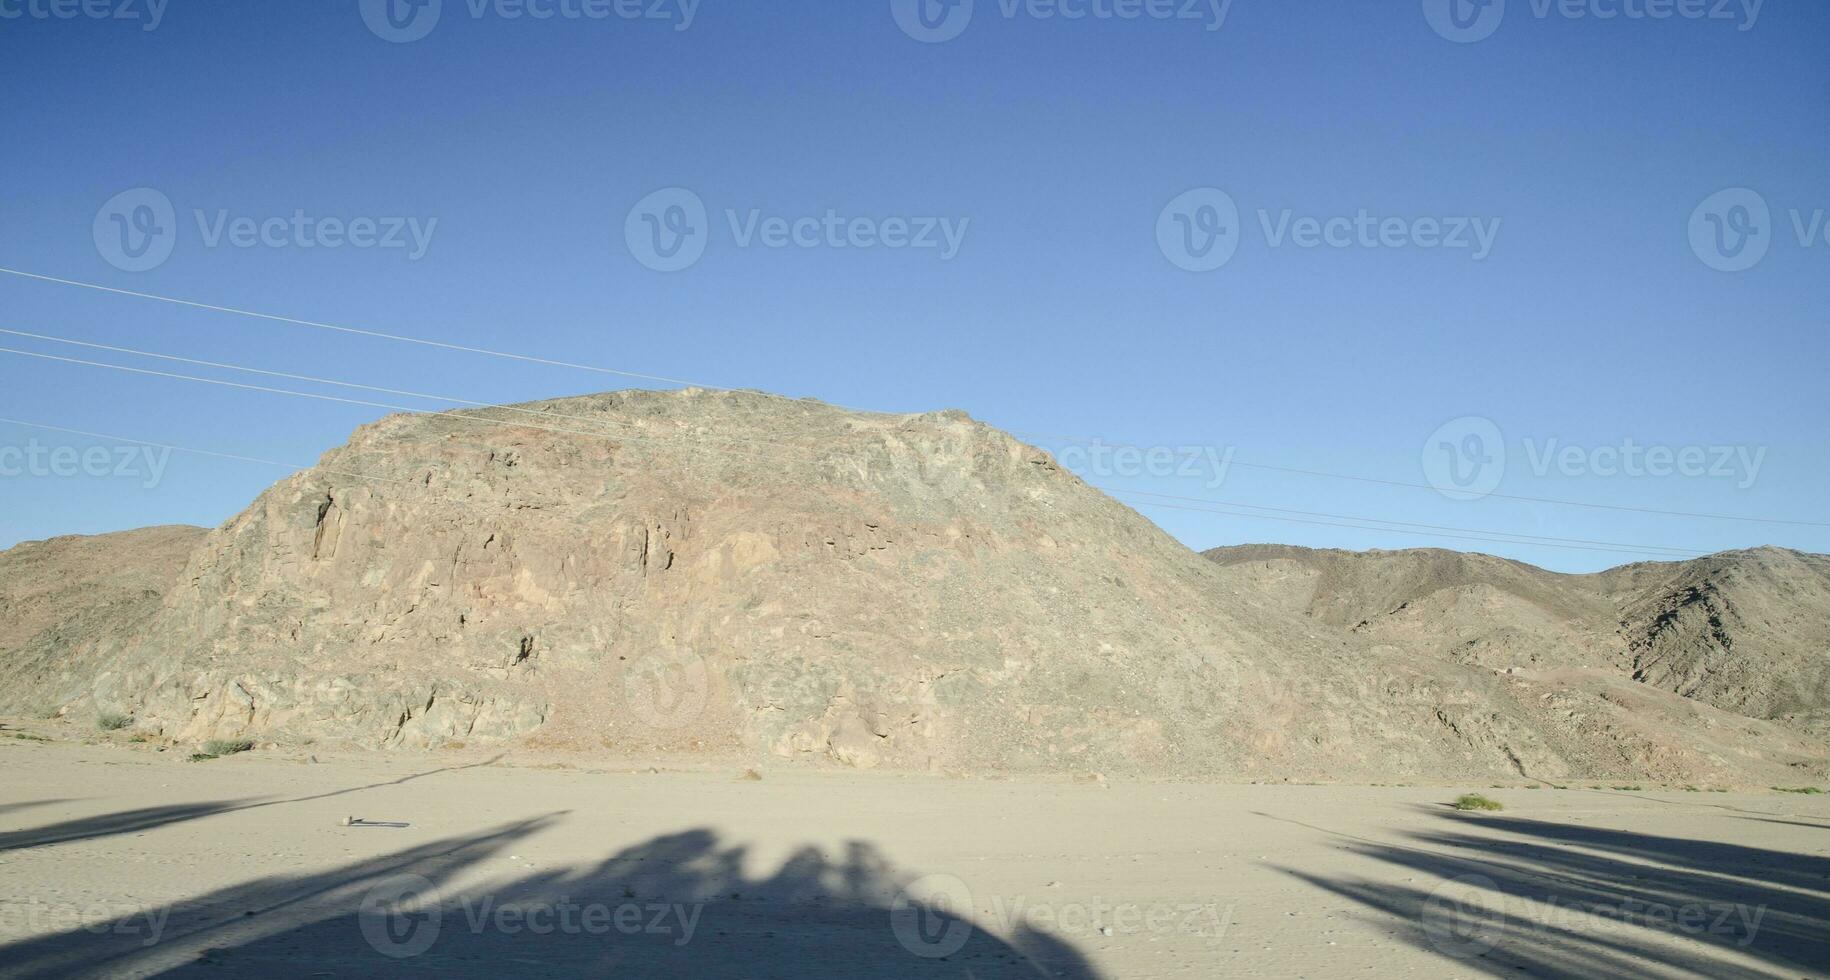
202 739 254 757
1611 786 1643 791
1452 793 1504 812
97 712 132 731
188 752 218 762
12 732 50 743
1773 786 1824 795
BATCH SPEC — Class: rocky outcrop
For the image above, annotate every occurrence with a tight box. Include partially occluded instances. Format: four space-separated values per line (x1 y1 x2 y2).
2 389 1826 785
1206 544 1830 736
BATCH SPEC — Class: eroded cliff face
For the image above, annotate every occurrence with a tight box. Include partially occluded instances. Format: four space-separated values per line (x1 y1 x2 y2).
5 388 1827 785
1205 544 1830 738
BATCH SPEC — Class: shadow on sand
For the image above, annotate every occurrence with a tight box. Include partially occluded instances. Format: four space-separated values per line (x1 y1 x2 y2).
1272 810 1830 979
0 812 1103 978
0 757 504 854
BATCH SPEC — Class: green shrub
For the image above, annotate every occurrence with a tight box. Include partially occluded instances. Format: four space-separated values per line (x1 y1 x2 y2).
96 712 132 731
1773 786 1824 795
202 739 254 757
1452 793 1504 812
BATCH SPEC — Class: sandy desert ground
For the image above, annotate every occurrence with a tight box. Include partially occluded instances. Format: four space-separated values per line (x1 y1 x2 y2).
2 733 1827 979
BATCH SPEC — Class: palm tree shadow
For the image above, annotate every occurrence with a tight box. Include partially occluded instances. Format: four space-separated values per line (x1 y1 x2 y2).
0 756 505 853
1269 811 1830 979
0 800 257 852
0 820 1105 979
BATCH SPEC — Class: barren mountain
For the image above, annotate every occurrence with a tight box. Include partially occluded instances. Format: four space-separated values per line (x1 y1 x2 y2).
0 525 206 697
2 390 1825 786
1204 544 1830 736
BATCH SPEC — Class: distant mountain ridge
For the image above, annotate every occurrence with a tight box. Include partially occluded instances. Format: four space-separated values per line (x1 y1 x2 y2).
1203 544 1830 734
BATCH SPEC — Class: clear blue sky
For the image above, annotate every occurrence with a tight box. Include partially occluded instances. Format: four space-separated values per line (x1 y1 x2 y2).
1 0 1825 571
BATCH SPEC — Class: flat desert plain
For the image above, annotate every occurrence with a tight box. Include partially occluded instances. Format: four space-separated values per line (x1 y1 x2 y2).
2 735 1827 978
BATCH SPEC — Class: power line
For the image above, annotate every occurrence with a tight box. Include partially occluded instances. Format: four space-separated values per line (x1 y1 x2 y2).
0 341 1714 560
0 328 1708 556
1114 494 1705 559
3 265 1823 531
1019 429 1828 530
0 327 854 463
0 267 720 389
1098 486 1705 557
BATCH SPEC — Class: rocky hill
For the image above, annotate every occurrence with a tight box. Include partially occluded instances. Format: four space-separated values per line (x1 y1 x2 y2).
0 525 206 700
2 389 1825 786
1204 544 1830 736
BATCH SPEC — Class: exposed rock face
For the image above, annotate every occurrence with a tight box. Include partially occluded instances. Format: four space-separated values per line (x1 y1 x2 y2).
1205 544 1830 736
1 389 1826 785
1601 549 1830 731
